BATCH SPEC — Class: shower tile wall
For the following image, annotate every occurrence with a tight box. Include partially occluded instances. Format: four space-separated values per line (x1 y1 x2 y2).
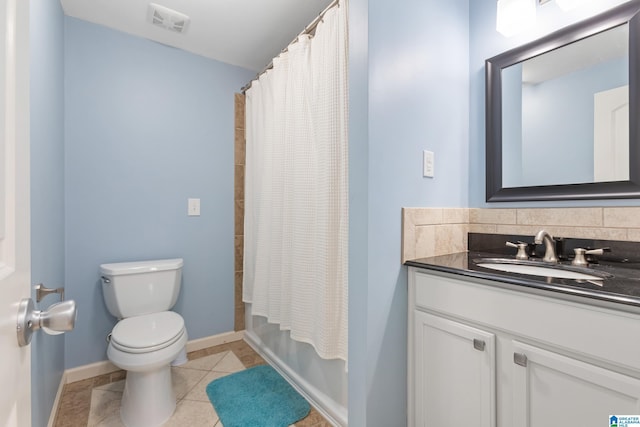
234 94 246 331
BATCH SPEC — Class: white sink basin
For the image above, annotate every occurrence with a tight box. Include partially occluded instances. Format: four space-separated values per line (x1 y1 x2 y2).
476 261 604 280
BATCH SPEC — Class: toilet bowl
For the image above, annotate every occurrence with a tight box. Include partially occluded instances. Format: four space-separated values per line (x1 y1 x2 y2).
108 312 187 427
100 259 186 427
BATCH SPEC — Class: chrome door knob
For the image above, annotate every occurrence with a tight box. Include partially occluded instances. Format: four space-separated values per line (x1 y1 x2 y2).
16 298 77 346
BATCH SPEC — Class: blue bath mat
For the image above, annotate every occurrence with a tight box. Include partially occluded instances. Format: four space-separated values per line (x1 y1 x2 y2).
206 364 310 427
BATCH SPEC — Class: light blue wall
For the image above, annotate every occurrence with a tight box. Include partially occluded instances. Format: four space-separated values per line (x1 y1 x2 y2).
347 0 369 424
521 57 628 185
469 0 636 207
64 17 254 368
348 0 470 425
30 0 66 425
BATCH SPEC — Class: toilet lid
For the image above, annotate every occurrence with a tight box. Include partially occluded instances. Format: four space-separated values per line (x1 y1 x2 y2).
111 311 185 352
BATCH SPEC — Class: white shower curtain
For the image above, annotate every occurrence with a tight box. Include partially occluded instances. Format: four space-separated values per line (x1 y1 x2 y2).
243 1 348 362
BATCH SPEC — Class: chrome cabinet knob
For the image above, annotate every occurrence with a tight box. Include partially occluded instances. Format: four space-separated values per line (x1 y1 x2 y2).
514 352 528 367
473 339 486 351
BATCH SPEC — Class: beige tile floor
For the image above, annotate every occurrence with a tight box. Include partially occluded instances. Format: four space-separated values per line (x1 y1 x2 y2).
54 340 331 427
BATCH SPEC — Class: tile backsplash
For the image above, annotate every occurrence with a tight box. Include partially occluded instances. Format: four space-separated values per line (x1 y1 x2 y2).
402 208 469 262
402 207 640 263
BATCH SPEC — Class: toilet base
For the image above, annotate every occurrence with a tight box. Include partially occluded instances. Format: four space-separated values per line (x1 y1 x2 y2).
120 365 176 427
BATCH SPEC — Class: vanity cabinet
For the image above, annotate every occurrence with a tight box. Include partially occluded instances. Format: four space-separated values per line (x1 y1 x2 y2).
408 267 640 427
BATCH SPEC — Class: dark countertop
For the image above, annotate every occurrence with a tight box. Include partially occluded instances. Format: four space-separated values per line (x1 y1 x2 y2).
405 251 640 313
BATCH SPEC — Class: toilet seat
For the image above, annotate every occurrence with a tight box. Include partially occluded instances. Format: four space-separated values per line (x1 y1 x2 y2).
111 311 185 354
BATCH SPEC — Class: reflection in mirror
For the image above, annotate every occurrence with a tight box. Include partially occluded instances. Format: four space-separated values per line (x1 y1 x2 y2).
501 24 629 188
485 0 640 202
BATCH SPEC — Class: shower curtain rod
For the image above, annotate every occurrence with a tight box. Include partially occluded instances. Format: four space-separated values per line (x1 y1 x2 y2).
240 0 339 94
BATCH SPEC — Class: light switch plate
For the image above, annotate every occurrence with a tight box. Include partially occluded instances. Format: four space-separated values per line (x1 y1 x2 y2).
423 150 434 178
188 198 200 216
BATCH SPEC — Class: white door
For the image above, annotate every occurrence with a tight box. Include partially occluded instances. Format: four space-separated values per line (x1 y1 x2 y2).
512 341 640 427
0 0 31 426
413 311 496 427
594 85 629 182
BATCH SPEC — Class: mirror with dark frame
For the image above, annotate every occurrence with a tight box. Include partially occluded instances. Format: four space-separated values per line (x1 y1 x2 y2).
485 0 640 202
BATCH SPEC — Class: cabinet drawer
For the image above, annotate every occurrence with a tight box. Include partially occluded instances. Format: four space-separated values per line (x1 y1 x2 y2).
411 268 640 372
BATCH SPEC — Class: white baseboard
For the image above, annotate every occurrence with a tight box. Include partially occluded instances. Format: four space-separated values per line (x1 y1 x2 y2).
186 330 244 353
65 330 245 384
244 330 347 427
65 359 120 384
47 371 67 427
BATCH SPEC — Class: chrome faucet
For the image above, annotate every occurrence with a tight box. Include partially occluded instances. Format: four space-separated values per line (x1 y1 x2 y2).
534 230 558 263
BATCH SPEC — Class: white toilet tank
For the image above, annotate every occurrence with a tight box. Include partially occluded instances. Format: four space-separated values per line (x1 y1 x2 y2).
100 258 183 319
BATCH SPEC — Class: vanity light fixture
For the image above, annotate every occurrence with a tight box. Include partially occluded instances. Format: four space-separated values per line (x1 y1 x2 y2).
497 0 598 36
496 0 537 37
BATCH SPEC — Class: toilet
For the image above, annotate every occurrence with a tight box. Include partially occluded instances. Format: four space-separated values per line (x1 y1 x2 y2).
100 258 187 427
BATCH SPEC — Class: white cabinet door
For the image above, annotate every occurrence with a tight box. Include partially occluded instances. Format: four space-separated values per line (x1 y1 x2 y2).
512 341 640 427
413 311 496 427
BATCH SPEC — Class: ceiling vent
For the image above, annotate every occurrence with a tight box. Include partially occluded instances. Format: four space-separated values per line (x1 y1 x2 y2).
147 3 190 34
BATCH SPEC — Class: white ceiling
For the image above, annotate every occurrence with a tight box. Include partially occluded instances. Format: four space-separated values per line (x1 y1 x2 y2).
522 24 628 84
60 0 334 72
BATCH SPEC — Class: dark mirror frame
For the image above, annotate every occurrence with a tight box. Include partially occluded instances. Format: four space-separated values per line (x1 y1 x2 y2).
486 0 640 202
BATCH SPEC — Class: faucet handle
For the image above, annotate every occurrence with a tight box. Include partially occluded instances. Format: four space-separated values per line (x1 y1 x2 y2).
585 247 610 256
506 241 529 260
571 247 610 266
